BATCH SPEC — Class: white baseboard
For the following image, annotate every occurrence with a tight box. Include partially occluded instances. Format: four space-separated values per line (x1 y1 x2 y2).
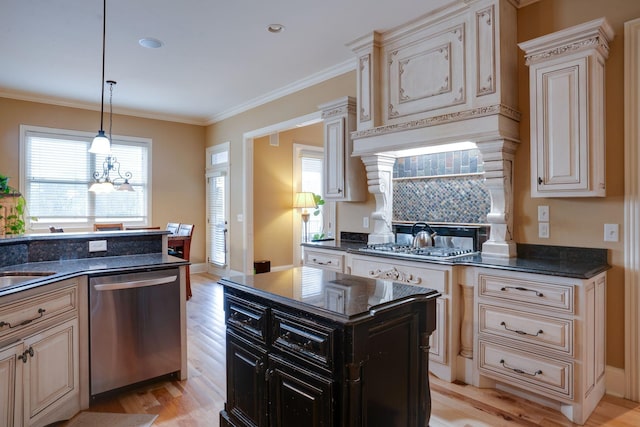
190 262 208 274
606 365 626 398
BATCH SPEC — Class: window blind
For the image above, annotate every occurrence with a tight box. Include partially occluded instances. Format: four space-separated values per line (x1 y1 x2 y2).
23 127 150 229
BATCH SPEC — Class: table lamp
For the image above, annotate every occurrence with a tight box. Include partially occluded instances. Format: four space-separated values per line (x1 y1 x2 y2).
293 192 317 242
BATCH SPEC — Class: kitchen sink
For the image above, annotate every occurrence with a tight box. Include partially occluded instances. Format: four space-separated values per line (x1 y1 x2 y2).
0 272 56 287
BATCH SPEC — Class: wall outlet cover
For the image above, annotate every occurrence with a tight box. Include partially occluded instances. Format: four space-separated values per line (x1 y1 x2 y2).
538 222 549 239
89 240 107 252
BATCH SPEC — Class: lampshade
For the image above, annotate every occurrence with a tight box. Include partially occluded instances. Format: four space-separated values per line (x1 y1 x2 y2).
117 179 134 192
89 130 111 154
293 192 317 209
88 180 114 193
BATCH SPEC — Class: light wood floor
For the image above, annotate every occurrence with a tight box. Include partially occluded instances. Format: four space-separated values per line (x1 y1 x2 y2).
85 273 640 426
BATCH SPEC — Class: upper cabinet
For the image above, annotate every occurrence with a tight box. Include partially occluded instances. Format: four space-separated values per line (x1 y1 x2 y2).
319 97 367 202
520 18 614 198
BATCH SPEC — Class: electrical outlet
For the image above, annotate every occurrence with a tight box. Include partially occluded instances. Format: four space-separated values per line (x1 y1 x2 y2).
363 216 369 228
538 205 549 222
89 240 107 252
604 224 619 242
538 223 549 239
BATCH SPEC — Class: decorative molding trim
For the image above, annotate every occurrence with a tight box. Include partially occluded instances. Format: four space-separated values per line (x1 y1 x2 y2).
519 18 614 67
351 104 521 140
368 266 421 284
476 5 496 96
624 16 640 402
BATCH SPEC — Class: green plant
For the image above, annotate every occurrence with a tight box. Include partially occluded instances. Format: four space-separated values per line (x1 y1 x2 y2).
1 195 26 235
312 193 324 216
0 174 36 235
0 174 9 193
311 193 326 241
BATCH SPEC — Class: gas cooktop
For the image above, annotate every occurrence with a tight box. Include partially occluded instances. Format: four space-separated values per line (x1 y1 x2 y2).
358 243 476 260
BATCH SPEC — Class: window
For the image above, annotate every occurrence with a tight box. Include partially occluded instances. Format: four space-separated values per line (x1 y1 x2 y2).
301 155 324 240
21 125 151 231
206 143 229 267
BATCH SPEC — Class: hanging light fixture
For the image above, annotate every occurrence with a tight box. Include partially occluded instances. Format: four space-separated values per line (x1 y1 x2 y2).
89 0 110 154
89 81 134 192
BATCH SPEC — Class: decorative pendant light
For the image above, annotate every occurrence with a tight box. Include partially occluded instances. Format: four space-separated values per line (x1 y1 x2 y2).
89 81 134 192
89 0 110 154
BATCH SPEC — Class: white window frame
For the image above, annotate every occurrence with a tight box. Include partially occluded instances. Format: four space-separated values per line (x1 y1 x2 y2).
206 142 230 275
19 124 152 231
293 143 335 266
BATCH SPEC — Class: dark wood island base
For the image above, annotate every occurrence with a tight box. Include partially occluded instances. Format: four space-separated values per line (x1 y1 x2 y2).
218 267 440 427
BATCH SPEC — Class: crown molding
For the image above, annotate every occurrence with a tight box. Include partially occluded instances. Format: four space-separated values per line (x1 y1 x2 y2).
206 58 356 125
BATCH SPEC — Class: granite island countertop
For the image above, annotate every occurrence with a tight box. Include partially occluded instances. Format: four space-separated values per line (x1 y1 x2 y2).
220 266 440 323
302 240 610 279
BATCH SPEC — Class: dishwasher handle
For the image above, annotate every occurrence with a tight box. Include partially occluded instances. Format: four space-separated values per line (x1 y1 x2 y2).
92 275 178 292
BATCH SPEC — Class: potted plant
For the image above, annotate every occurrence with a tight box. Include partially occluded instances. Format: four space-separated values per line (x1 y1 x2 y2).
311 193 327 241
0 173 34 235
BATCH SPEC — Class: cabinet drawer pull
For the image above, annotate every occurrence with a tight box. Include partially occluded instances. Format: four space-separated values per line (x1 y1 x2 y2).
500 321 543 337
500 286 544 297
538 177 543 185
18 346 34 363
312 258 333 265
500 359 542 377
0 308 46 329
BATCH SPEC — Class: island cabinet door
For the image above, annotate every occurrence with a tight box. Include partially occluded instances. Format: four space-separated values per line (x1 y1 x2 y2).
267 354 334 427
224 332 268 427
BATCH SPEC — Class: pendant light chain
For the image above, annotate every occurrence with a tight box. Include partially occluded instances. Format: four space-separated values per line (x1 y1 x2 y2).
99 0 106 132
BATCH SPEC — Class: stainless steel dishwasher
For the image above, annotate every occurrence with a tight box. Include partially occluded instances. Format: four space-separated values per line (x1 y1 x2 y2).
89 268 181 397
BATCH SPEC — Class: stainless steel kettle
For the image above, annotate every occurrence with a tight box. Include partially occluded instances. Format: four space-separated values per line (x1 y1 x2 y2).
411 222 437 248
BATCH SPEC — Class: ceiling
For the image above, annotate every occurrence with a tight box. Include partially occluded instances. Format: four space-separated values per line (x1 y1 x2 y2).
0 0 457 125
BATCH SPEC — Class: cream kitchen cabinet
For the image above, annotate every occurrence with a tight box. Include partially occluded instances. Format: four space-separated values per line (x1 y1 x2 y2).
319 97 367 202
0 278 81 427
302 246 345 273
474 269 606 425
520 18 613 198
348 254 458 381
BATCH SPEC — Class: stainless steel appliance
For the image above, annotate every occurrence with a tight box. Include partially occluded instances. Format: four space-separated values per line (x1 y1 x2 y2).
89 268 181 396
359 224 488 260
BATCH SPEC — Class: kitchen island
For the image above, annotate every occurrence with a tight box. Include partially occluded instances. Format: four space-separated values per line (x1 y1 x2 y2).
218 267 440 427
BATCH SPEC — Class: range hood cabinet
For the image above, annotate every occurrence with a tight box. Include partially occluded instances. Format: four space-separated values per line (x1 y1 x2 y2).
347 0 522 258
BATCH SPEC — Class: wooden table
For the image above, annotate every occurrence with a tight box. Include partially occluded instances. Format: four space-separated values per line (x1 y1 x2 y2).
168 235 192 299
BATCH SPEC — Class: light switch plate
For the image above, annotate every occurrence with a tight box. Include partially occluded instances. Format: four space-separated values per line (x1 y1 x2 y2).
604 224 619 242
89 240 107 252
538 205 549 222
538 222 549 239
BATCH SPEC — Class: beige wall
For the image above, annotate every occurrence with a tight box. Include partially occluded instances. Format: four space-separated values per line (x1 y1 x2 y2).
517 0 640 369
0 97 207 263
206 72 368 272
253 125 324 268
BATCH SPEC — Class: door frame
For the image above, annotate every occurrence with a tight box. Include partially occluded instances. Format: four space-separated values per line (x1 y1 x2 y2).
624 16 640 402
206 142 230 276
241 111 323 274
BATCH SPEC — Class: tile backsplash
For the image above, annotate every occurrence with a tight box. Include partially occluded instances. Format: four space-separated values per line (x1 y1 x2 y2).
393 149 491 224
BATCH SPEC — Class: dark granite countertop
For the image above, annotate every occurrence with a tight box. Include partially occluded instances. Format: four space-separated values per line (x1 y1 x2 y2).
303 240 610 279
219 266 440 323
0 253 187 297
0 229 169 245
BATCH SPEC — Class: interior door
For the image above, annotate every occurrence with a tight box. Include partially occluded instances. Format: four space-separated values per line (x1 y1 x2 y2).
206 144 230 271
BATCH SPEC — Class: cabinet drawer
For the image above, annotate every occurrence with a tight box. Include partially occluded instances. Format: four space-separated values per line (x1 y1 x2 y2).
479 304 573 355
303 250 344 273
350 255 448 293
478 274 573 313
479 340 573 400
0 281 78 340
226 295 268 345
272 310 335 371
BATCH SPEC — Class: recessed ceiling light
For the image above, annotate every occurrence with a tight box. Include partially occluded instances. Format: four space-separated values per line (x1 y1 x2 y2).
138 38 164 49
267 24 285 33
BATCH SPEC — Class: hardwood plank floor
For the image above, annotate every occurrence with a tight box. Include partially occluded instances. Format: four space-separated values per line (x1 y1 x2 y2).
85 273 640 426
